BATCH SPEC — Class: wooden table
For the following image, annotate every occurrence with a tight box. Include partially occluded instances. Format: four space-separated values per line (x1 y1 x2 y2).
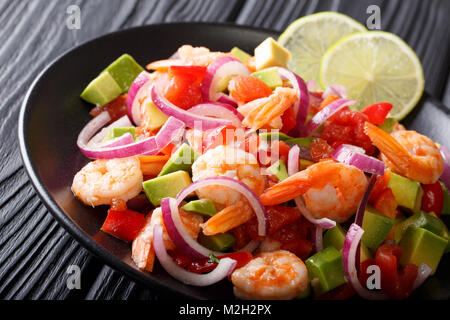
0 0 449 300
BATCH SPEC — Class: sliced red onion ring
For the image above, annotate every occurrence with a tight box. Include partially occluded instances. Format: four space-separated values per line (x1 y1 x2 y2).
343 223 387 300
127 71 152 126
303 99 355 137
217 94 238 107
354 174 377 227
288 145 300 176
277 68 309 137
323 84 348 99
153 224 237 286
294 197 336 229
332 144 385 175
439 145 450 190
177 177 268 237
413 263 433 290
187 102 243 127
101 133 134 148
77 114 184 159
306 80 316 91
238 240 260 253
87 114 133 148
314 226 323 252
151 85 232 130
201 57 249 104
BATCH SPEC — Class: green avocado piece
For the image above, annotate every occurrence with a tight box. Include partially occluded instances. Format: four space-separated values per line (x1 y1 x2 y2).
254 37 291 71
216 75 234 92
399 227 448 274
230 47 252 64
198 232 235 252
142 100 168 131
267 159 289 181
158 144 200 177
388 172 423 213
440 181 450 215
182 199 217 217
361 206 394 249
103 127 136 142
379 118 397 133
395 210 445 243
143 171 192 206
286 137 313 147
80 71 122 106
305 246 347 296
258 131 293 142
105 54 144 92
251 67 283 89
323 224 372 261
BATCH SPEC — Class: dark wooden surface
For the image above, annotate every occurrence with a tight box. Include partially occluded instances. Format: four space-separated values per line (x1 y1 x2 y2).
0 0 449 300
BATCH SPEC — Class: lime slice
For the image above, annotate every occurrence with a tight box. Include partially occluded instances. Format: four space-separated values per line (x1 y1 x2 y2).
278 12 366 87
320 32 425 120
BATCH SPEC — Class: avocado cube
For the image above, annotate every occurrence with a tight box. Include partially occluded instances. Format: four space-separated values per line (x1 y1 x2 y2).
251 67 283 89
80 71 122 106
286 137 313 147
143 171 192 206
399 227 448 274
142 100 168 131
361 206 394 250
388 172 423 213
258 131 292 142
323 224 372 261
230 47 252 64
299 159 314 170
379 118 397 133
158 144 200 177
440 181 450 215
395 210 445 243
305 246 347 296
198 232 235 252
254 37 291 71
105 54 144 92
104 127 136 142
267 160 289 181
182 199 217 217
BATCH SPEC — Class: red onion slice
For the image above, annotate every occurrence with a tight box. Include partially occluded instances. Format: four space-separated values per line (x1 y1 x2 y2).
439 145 450 190
313 226 323 252
323 84 348 99
277 68 309 137
101 133 134 148
127 71 152 126
332 144 385 175
303 98 355 137
87 114 132 148
153 224 237 286
287 145 300 176
151 85 232 130
306 80 316 91
412 263 432 290
238 240 260 253
201 57 249 103
176 177 268 237
187 102 243 127
343 223 387 300
217 93 238 107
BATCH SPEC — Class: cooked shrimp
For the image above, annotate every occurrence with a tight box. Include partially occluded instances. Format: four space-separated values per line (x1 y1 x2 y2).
146 45 231 70
71 157 143 207
231 250 309 300
191 145 265 235
260 160 368 223
237 87 298 131
364 122 444 184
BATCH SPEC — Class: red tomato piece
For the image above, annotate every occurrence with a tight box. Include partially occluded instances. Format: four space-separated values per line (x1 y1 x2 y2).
101 209 145 242
310 138 334 162
228 75 272 104
362 102 393 126
90 94 128 121
280 106 297 134
187 251 253 274
170 250 193 268
373 188 397 220
421 181 444 217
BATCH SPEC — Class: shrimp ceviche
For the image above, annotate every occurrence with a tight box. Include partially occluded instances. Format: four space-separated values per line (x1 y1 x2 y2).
73 34 450 300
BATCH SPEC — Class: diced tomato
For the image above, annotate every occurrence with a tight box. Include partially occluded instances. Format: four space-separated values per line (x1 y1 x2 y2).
369 170 391 204
110 199 127 211
229 225 252 250
280 238 313 260
169 65 207 80
101 209 145 242
310 138 334 162
280 106 297 134
421 181 444 217
187 251 253 274
373 188 397 220
358 258 377 290
90 94 128 121
362 103 393 126
228 75 272 104
315 283 356 300
375 243 418 300
271 219 313 260
170 250 193 268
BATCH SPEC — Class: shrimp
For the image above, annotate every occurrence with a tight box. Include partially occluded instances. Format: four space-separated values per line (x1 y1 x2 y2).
71 157 143 207
191 145 266 235
260 160 368 223
146 45 231 70
237 87 298 131
364 122 444 184
132 207 203 272
231 250 309 300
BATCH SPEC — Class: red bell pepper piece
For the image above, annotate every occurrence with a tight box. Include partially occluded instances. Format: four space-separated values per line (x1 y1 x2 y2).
421 181 444 217
101 209 145 242
361 102 393 126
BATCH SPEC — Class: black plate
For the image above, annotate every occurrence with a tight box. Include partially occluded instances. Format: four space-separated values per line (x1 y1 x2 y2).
18 23 450 300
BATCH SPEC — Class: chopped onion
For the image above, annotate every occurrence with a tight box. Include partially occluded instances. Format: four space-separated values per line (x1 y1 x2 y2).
288 145 300 176
413 263 433 290
127 71 152 126
303 99 355 137
238 240 260 253
201 57 249 104
277 68 309 137
153 224 237 286
306 80 316 91
187 102 243 127
314 226 323 252
439 145 450 190
294 197 336 229
101 133 134 148
323 84 348 99
332 144 385 175
177 177 268 237
342 223 387 300
151 85 232 130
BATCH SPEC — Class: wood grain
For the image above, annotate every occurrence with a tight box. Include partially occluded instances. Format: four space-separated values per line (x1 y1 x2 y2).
0 0 449 300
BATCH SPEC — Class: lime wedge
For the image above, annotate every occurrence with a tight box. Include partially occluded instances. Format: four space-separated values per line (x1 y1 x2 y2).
320 31 424 120
278 12 366 86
